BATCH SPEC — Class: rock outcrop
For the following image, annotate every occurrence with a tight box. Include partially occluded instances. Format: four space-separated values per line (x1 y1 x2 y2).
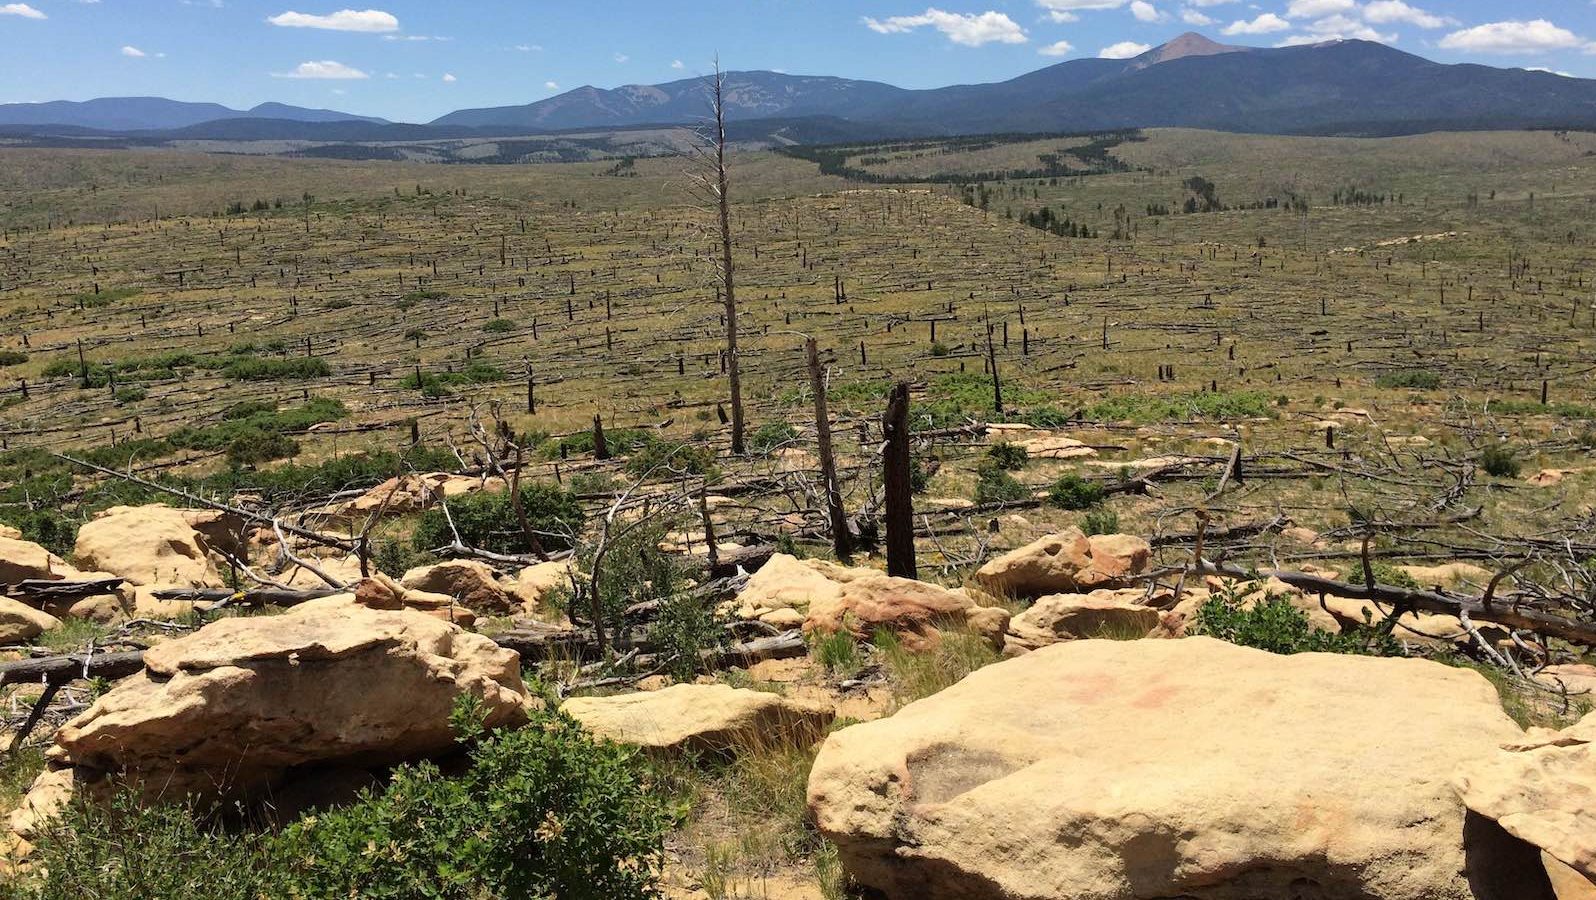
974 529 1150 599
402 560 515 616
562 683 832 753
44 601 529 803
1002 588 1160 653
809 637 1534 900
72 505 234 588
1454 710 1596 883
0 596 60 643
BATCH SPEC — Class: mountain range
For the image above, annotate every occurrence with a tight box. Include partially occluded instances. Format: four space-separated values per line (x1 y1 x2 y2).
5 35 1596 143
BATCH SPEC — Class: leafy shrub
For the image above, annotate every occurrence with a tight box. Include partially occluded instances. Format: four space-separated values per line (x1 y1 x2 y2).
277 702 673 900
482 318 516 334
809 630 860 677
569 519 688 638
225 430 299 467
545 427 655 459
749 422 798 455
6 793 284 900
1480 444 1520 478
625 440 717 479
412 481 584 555
1081 507 1120 536
1085 390 1275 424
929 341 950 357
222 356 330 381
1047 473 1105 510
0 350 27 366
651 592 724 682
567 471 618 495
973 464 1028 505
909 453 936 494
1375 370 1442 390
1367 561 1419 589
1190 582 1401 657
112 387 147 403
399 369 452 397
986 442 1029 470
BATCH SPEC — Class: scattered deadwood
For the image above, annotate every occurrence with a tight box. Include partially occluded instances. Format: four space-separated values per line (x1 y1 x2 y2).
0 650 146 689
5 578 125 603
148 586 344 607
1193 558 1596 648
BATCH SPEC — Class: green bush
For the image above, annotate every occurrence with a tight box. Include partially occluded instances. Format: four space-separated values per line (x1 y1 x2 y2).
1480 444 1520 478
225 430 299 467
1047 473 1105 510
482 318 516 334
1190 582 1402 657
1375 370 1442 390
749 422 799 455
0 349 27 366
651 592 724 682
412 481 584 555
277 703 672 900
973 464 1028 505
6 793 284 900
1081 507 1120 536
544 427 655 459
222 356 330 381
10 705 674 900
1085 390 1275 424
986 442 1029 470
625 440 717 479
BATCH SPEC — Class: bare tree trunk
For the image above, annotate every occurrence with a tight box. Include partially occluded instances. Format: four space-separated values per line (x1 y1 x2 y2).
883 382 916 579
710 64 746 456
807 337 852 562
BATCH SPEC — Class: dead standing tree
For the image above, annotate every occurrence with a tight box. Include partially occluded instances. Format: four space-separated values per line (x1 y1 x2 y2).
684 59 747 456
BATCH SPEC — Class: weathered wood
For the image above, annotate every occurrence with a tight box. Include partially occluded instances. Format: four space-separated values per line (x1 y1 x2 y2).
0 650 147 688
148 587 344 607
807 337 853 562
7 578 125 602
883 381 917 579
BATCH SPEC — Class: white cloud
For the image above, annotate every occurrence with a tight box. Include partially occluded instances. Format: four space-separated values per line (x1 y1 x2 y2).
1036 0 1125 11
544 80 559 90
1525 67 1575 78
273 60 370 79
267 9 397 32
0 3 45 18
441 72 456 82
1361 0 1450 28
1222 12 1290 35
120 45 146 57
1099 40 1151 58
1285 0 1354 19
1438 19 1588 54
512 44 541 52
1039 39 1075 56
864 8 1028 45
1130 1 1166 23
1181 8 1215 26
671 59 684 69
1044 10 1078 23
613 52 629 63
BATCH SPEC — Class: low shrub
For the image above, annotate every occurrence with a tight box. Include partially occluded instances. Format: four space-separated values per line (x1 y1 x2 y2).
1081 507 1120 536
411 481 584 555
1047 473 1105 510
1375 370 1442 390
973 464 1028 505
625 440 717 479
0 350 27 366
986 442 1029 470
1480 444 1520 478
1190 582 1402 657
749 422 799 455
222 356 330 381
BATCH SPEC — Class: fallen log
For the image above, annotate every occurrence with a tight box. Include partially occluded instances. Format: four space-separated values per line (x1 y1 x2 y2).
1194 559 1596 648
6 578 126 602
0 650 147 689
148 587 343 607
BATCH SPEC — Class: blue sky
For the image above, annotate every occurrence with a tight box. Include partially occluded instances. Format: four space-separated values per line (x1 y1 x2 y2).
3 1 1596 122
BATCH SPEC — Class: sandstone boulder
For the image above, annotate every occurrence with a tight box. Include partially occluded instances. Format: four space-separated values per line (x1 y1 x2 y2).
0 535 67 584
1454 710 1596 882
1536 665 1596 698
1014 434 1096 460
974 529 1150 599
0 596 60 644
72 505 231 588
809 637 1532 900
1003 588 1160 653
562 683 831 753
48 602 528 803
352 573 476 627
731 553 846 619
402 560 515 615
509 559 575 618
807 574 1006 650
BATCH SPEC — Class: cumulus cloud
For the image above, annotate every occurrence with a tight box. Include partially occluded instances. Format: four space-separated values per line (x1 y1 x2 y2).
267 9 397 32
1039 39 1075 56
544 80 559 90
864 8 1028 46
441 72 456 82
1099 40 1151 58
120 45 146 57
273 59 370 79
1438 19 1588 54
1285 0 1354 19
1130 1 1166 23
1361 0 1450 28
671 59 684 69
1181 8 1215 26
1222 12 1289 35
1276 14 1394 46
0 3 45 18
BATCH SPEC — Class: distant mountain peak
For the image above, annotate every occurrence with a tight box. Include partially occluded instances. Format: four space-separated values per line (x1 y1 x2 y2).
1132 32 1246 68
